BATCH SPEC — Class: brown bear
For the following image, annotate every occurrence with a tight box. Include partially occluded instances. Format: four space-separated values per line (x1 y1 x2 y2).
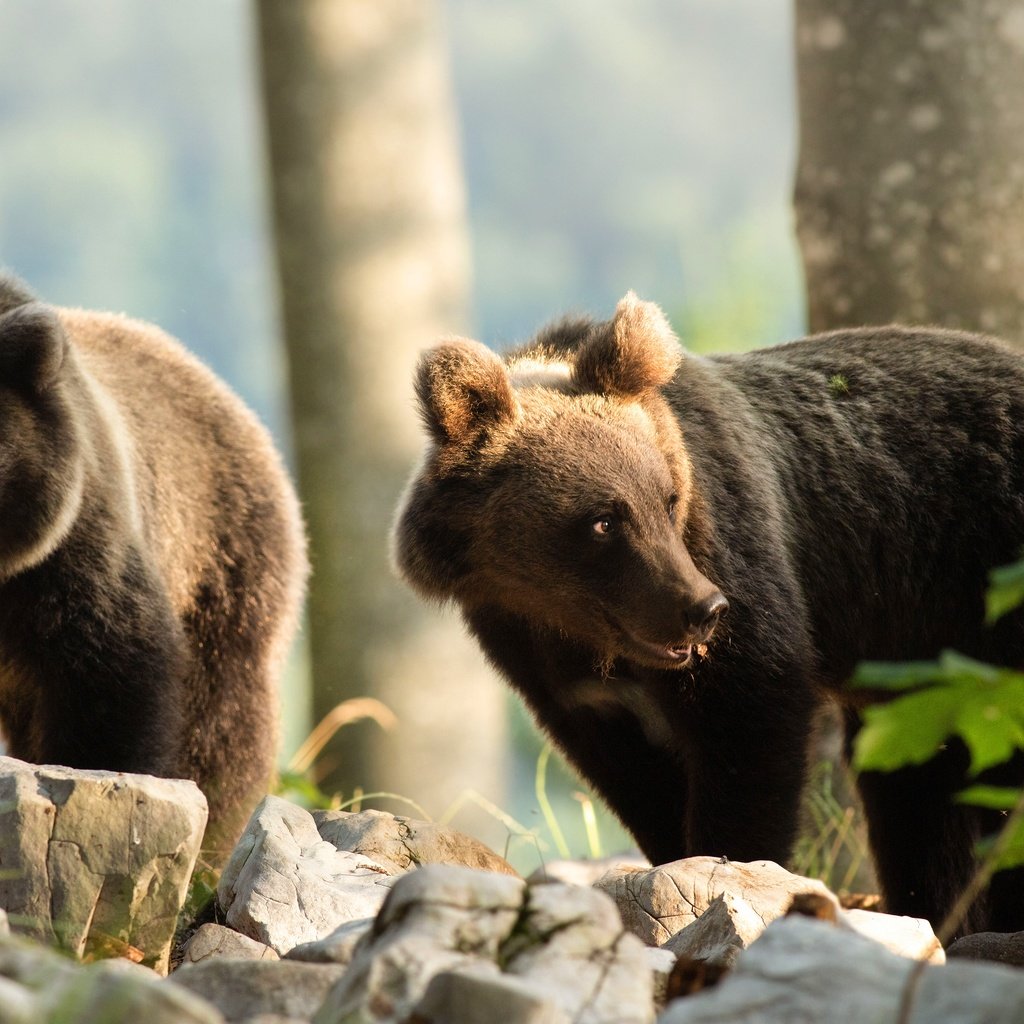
0 275 307 858
394 292 1024 936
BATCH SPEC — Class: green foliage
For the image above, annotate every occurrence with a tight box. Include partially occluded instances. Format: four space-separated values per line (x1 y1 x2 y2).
986 558 1024 625
852 651 1024 776
850 557 1024 877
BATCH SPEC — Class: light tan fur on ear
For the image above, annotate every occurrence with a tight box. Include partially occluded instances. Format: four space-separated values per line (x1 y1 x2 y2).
574 291 682 397
415 338 518 444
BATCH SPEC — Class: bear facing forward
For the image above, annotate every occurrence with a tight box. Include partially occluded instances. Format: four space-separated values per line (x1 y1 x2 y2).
0 276 307 858
394 292 1024 936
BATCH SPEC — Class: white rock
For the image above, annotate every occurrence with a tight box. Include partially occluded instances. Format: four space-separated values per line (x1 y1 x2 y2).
658 916 1024 1024
526 855 649 888
413 967 572 1023
503 883 654 1024
314 866 654 1024
842 908 943 963
646 946 678 1010
662 892 764 967
217 796 394 954
170 959 345 1023
182 923 280 964
314 808 517 876
285 917 374 965
0 931 221 1023
595 857 837 946
314 865 525 1024
0 756 208 974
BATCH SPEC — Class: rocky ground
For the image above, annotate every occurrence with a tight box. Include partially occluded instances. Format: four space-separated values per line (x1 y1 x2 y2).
1 754 1024 1023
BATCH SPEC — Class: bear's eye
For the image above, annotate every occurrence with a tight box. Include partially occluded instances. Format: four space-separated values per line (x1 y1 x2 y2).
592 515 617 539
667 494 679 523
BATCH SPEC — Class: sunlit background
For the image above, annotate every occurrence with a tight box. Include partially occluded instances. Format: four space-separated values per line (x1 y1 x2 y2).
0 0 803 869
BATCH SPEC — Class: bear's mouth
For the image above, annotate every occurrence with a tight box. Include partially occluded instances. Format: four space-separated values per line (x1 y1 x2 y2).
619 631 697 669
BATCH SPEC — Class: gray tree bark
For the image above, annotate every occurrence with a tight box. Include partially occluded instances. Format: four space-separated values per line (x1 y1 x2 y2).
794 0 1024 341
254 0 506 818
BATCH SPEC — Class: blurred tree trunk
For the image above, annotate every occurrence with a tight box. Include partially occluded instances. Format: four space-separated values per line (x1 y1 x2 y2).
254 0 506 821
794 0 1024 342
793 0 1024 895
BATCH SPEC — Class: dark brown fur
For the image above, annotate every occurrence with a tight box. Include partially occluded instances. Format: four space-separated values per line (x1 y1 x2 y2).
395 292 1024 937
0 275 307 858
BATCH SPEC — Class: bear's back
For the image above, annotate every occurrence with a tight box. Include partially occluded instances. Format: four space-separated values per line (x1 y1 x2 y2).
57 307 304 622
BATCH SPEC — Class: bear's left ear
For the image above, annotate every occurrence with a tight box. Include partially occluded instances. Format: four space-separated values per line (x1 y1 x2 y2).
415 338 518 445
574 292 682 397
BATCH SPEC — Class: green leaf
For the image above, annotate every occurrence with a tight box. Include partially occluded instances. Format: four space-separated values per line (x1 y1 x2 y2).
989 816 1024 872
957 785 1021 810
851 659 949 691
956 689 1024 775
852 688 961 771
986 558 1024 625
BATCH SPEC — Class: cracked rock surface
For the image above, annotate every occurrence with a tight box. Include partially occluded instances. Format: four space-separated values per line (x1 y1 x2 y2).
314 808 518 877
0 755 207 974
217 796 396 955
595 857 838 946
313 864 653 1024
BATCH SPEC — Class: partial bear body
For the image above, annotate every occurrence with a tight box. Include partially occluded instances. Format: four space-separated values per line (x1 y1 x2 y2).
395 293 1024 935
0 276 307 857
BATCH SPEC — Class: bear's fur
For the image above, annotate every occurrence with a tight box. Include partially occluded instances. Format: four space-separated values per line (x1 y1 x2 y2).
394 292 1024 935
0 276 307 857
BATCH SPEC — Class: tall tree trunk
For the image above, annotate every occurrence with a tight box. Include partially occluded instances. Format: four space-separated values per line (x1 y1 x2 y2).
794 1 1024 341
254 0 506 817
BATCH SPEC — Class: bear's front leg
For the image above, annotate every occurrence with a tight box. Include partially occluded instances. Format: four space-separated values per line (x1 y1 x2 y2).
466 606 691 864
0 544 189 778
682 680 818 865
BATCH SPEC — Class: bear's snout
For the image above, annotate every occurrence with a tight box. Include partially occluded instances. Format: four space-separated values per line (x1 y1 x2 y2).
691 591 728 639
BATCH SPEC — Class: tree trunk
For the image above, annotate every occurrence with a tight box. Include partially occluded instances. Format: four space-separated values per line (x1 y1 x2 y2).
794 0 1024 341
254 0 506 818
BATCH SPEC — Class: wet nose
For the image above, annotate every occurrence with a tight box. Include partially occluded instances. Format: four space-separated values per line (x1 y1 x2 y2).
694 592 728 635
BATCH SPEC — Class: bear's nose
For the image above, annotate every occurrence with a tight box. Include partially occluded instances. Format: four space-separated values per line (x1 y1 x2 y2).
694 592 729 636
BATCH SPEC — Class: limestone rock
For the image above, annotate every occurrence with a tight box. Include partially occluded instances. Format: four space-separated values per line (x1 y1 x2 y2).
501 882 654 1024
411 968 572 1024
646 946 677 1010
170 959 345 1023
286 917 374 965
314 865 653 1024
595 857 838 946
526 855 648 888
0 931 221 1023
217 796 395 954
0 755 208 974
314 808 517 877
183 923 280 964
947 930 1024 966
662 892 764 967
842 908 943 963
658 916 1024 1024
314 865 525 1024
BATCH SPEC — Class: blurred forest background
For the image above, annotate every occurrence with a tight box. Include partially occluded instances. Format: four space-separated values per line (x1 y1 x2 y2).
0 0 806 868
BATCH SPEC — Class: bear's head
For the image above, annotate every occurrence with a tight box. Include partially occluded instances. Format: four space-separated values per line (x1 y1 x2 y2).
0 298 84 580
393 293 727 671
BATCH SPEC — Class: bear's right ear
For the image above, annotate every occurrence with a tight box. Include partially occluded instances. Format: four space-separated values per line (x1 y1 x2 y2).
415 339 518 445
0 302 68 393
